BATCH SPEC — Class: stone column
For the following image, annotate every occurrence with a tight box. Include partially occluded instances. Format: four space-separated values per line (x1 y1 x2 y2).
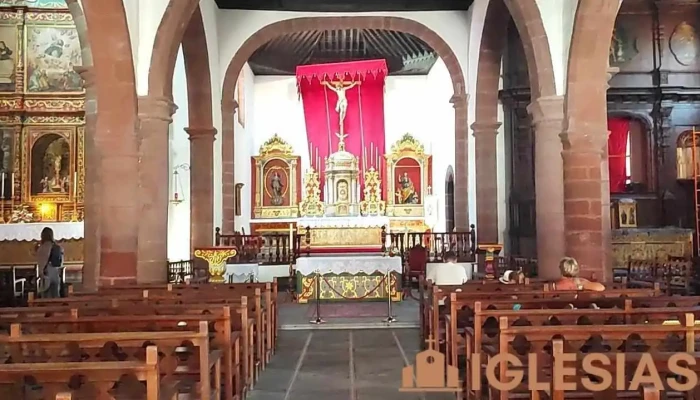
221 99 238 233
528 96 566 279
472 121 501 243
452 93 470 231
74 66 100 290
561 135 608 280
185 127 216 249
137 96 177 283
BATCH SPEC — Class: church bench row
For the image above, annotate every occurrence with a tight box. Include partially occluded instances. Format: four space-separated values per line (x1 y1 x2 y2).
483 317 700 400
2 305 247 399
0 323 221 400
65 281 279 355
625 259 695 296
31 283 275 370
0 346 179 400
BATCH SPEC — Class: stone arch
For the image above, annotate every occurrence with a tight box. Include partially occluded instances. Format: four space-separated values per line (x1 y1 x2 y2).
220 16 468 231
562 0 620 279
65 0 139 287
473 0 557 244
181 6 213 129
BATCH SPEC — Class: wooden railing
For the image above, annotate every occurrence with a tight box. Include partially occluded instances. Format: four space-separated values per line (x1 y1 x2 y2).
389 225 477 263
166 259 194 283
214 228 300 265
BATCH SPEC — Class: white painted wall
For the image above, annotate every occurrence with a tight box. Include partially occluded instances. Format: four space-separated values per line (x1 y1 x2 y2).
243 61 454 231
167 47 191 260
233 63 256 233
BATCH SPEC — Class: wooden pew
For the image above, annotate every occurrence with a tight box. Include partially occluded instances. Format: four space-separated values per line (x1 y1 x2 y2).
3 305 245 400
2 321 221 400
0 346 178 400
487 315 700 400
626 258 694 295
23 292 263 389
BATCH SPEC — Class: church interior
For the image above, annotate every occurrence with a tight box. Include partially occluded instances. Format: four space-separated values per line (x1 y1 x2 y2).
1 0 700 399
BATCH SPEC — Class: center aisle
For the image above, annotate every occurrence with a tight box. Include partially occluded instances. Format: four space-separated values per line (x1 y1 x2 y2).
248 329 453 400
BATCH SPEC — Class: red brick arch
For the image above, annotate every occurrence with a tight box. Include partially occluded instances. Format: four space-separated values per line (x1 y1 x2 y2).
66 0 139 287
220 16 469 232
473 0 557 244
562 0 620 279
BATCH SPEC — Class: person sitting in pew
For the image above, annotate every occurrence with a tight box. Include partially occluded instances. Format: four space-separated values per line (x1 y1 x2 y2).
499 270 525 284
553 257 605 292
427 251 468 285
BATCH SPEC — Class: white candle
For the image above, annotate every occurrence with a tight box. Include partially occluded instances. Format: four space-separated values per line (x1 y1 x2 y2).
370 143 374 168
73 171 77 197
10 172 14 197
1 172 4 199
289 223 294 249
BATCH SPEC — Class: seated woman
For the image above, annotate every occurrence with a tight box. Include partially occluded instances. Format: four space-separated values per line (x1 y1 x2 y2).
553 257 605 291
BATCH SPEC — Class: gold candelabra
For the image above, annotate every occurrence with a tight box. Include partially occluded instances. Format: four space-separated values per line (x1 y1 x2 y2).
360 167 385 216
299 167 324 217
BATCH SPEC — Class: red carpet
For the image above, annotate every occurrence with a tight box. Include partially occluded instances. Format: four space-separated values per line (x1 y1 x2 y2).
306 302 387 318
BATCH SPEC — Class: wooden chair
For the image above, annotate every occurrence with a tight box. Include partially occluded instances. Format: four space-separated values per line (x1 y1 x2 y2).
402 244 428 299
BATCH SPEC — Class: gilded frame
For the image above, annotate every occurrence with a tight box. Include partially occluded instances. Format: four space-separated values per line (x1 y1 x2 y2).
0 9 23 95
385 133 431 218
252 134 300 219
22 124 76 203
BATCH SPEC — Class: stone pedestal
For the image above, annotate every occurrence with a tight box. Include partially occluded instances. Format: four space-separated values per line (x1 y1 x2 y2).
472 121 501 244
137 96 177 283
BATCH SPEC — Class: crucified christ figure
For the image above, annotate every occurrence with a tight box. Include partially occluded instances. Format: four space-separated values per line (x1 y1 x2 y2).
322 80 360 130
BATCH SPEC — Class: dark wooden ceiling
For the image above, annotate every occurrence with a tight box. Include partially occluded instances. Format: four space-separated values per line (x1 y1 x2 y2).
215 0 473 11
248 29 437 75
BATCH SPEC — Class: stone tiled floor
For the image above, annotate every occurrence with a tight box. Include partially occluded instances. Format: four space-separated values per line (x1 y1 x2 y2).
249 329 455 400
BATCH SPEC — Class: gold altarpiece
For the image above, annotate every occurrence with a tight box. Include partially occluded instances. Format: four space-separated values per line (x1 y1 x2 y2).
385 133 431 218
0 1 84 265
251 134 300 219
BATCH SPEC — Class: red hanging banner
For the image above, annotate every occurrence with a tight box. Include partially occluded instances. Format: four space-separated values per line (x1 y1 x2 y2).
296 59 388 199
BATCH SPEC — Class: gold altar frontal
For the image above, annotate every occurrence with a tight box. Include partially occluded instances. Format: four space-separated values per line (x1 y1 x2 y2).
296 271 401 303
305 226 383 248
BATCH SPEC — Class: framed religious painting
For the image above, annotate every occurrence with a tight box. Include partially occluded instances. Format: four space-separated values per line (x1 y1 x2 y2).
22 125 77 204
23 12 83 94
251 134 301 219
0 10 22 94
385 133 432 218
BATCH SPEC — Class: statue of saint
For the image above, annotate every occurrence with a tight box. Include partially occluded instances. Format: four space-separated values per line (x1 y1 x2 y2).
270 171 283 206
396 172 419 204
322 80 360 131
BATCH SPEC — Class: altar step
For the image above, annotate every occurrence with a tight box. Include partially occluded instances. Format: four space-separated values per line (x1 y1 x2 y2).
281 320 419 330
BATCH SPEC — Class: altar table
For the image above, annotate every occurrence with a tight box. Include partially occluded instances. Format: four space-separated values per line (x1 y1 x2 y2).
295 255 402 303
297 216 390 249
0 222 84 264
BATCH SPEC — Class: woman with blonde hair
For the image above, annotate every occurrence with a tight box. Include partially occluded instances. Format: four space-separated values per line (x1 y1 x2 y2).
553 257 605 291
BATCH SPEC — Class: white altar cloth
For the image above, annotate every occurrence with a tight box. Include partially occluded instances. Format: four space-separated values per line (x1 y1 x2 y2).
0 222 84 241
225 264 258 283
297 215 390 229
296 255 401 276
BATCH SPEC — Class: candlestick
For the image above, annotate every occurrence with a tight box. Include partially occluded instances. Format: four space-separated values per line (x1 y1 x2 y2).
289 223 294 252
363 147 367 173
10 172 14 197
315 147 318 171
370 143 374 168
73 171 77 197
1 172 4 199
309 141 313 167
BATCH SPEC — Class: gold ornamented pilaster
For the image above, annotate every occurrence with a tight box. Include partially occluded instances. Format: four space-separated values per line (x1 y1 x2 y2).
193 247 237 284
359 167 385 216
299 167 324 217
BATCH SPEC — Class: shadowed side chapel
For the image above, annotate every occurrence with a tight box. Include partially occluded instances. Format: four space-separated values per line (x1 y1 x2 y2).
0 1 698 400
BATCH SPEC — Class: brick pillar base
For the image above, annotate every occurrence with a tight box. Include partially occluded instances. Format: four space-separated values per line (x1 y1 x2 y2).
186 127 216 250
472 121 500 244
137 96 177 283
528 96 565 279
562 145 606 279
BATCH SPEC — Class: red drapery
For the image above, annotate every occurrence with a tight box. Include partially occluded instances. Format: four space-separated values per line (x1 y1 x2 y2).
607 117 630 193
297 60 388 198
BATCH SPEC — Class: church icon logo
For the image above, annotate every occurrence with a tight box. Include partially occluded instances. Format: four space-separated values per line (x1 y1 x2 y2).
399 336 459 392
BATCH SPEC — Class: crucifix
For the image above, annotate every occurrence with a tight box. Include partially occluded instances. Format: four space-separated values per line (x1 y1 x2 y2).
322 80 360 135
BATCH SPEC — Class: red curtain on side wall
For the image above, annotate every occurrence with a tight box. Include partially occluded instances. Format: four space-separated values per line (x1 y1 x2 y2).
297 60 388 198
607 118 630 193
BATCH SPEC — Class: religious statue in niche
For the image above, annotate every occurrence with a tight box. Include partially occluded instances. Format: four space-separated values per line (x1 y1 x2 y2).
396 172 419 204
31 134 69 195
322 80 359 130
270 171 284 206
609 24 638 66
670 22 700 66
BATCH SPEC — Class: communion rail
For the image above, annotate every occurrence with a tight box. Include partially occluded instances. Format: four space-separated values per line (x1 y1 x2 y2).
214 227 300 265
388 225 477 263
